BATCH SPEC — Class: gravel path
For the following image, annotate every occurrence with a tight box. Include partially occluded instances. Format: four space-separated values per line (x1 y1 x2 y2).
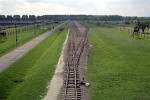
43 30 68 100
0 24 62 72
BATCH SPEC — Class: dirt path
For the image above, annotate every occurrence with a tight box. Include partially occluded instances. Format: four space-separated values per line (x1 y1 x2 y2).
0 24 62 72
74 21 89 100
42 31 68 100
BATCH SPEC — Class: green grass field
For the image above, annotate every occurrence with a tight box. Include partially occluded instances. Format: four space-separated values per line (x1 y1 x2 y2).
0 23 57 57
88 27 150 100
0 29 67 100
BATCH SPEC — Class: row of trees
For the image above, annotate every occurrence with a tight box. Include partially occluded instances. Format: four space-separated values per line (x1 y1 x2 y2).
0 15 36 21
0 15 150 22
0 15 70 22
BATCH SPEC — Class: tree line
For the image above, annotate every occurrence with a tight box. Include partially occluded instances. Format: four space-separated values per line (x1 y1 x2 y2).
0 15 150 22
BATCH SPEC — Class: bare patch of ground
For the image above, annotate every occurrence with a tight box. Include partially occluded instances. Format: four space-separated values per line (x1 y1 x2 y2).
78 41 90 100
73 21 90 100
42 31 68 100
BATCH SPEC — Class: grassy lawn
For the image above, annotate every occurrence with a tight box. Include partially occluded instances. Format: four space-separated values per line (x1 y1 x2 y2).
0 23 57 57
0 29 67 100
88 27 150 100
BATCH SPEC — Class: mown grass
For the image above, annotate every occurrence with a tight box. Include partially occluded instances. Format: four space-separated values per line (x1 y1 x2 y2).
88 27 150 100
0 23 57 57
0 29 67 100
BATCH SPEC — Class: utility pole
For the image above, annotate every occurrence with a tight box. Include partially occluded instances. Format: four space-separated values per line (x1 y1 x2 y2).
15 24 18 46
34 21 36 35
43 21 44 29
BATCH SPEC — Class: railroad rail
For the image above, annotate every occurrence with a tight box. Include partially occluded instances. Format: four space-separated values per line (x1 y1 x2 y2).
61 21 88 100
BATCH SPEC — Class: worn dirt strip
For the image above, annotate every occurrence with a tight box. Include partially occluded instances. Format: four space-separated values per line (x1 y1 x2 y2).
0 24 62 72
43 30 68 100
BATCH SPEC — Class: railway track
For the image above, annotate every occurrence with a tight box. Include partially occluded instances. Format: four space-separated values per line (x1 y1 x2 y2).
61 21 88 100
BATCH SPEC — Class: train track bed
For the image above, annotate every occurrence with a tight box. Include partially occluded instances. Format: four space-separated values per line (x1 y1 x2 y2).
61 21 89 100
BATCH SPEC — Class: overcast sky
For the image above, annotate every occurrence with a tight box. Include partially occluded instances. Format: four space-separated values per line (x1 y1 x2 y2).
0 0 150 17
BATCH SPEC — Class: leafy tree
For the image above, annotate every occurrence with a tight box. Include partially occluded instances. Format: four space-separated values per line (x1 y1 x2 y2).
0 15 6 21
22 15 28 21
13 15 20 21
135 20 150 33
6 15 13 21
29 15 36 21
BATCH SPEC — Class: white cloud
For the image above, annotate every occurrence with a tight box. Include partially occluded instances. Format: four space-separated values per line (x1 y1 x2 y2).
0 0 150 16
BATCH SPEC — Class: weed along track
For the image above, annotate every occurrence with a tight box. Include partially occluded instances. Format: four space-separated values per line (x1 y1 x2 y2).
61 21 89 100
